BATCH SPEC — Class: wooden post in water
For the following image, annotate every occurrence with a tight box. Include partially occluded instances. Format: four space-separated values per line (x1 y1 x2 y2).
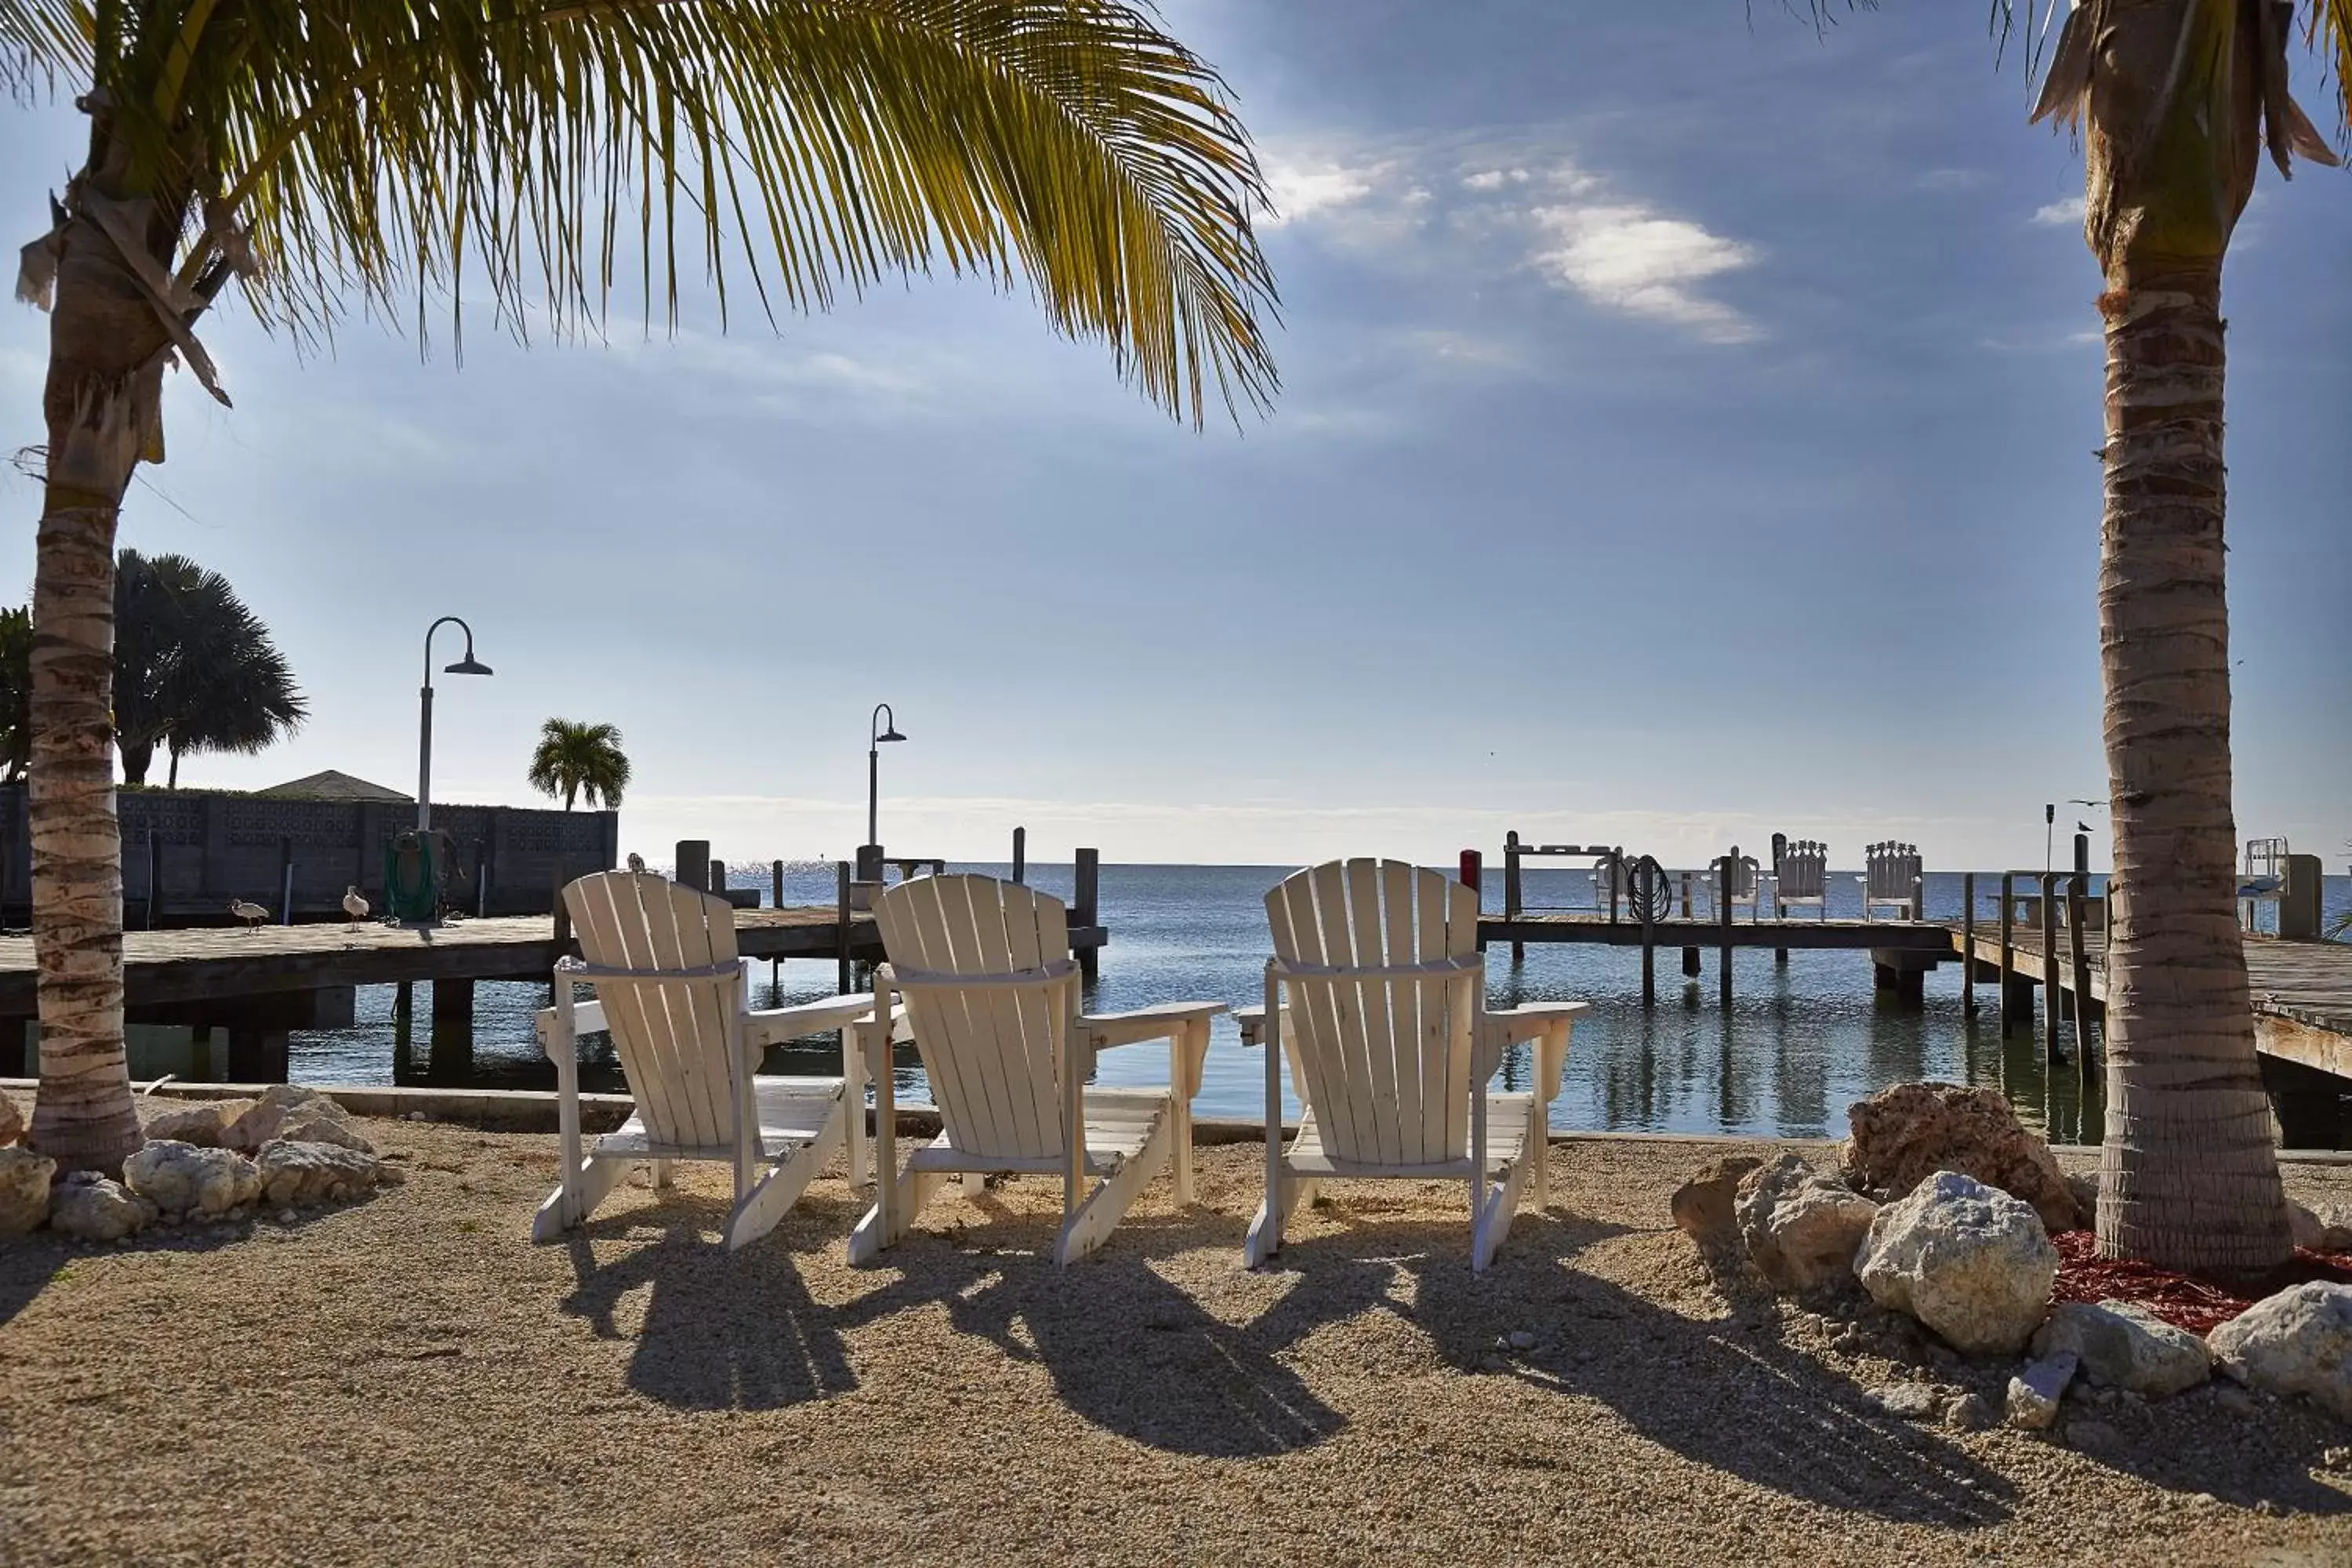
1998 873 2016 1035
675 840 710 893
1679 869 1700 978
768 859 786 986
1960 872 1977 1018
1074 848 1101 982
1718 850 1734 1007
1504 832 1524 963
709 858 728 902
2067 872 2095 1055
1639 873 1657 1007
2040 871 2062 1063
1011 826 1026 885
835 860 852 993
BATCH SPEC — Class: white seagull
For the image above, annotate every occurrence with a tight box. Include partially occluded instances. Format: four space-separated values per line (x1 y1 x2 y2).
228 898 270 931
342 886 371 927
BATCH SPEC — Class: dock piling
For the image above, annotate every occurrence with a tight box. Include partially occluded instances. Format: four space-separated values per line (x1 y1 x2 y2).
1719 851 1734 1007
835 861 852 993
1998 873 2016 1035
675 840 710 894
1011 826 1026 885
1504 833 1524 963
1074 848 1101 982
2067 872 2095 1055
2041 871 2063 1064
1961 872 1977 1018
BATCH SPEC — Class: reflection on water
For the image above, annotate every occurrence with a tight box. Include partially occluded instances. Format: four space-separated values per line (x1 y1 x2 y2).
183 862 2339 1142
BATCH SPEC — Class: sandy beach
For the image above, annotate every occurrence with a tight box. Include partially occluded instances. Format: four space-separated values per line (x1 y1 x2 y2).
4 1093 2350 1566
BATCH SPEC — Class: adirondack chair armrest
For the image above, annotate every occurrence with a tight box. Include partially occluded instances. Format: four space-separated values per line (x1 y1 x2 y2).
533 996 608 1060
1079 1000 1227 1050
742 996 903 1052
1232 1003 1290 1048
1478 1001 1591 1104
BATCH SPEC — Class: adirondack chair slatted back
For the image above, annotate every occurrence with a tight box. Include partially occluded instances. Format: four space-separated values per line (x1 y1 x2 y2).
563 871 742 1152
1267 859 1481 1168
1716 854 1759 902
1865 842 1922 902
1777 840 1827 902
875 873 1074 1163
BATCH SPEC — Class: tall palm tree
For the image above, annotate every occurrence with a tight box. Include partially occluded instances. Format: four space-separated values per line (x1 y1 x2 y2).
528 719 630 811
2 2 1278 1172
113 550 306 788
1801 0 2345 1271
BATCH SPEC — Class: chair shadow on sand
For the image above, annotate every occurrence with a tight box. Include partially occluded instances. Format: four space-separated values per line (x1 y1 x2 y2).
558 1190 861 1412
1232 1204 2023 1530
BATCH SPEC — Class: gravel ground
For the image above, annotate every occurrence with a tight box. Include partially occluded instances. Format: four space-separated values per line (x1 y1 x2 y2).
3 1092 2352 1566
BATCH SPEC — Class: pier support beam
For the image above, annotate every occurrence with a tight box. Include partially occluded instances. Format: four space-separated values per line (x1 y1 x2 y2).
2261 1054 2343 1149
430 978 476 1082
227 1028 288 1083
1681 947 1700 978
1870 949 1933 1009
0 1014 24 1076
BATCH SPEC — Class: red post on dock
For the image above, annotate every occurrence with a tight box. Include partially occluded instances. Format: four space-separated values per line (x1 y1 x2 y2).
1459 849 1481 896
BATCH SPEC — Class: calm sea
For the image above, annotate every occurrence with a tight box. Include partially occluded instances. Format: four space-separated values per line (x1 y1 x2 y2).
223 862 2350 1144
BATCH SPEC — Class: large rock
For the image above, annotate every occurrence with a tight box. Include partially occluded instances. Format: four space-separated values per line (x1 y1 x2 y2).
1672 1155 1762 1249
256 1139 395 1207
1857 1170 2058 1356
48 1172 154 1242
122 1140 260 1218
2288 1201 2352 1256
1736 1152 1879 1292
0 1145 55 1234
226 1087 372 1155
142 1099 252 1149
1843 1082 2080 1234
2006 1349 2076 1429
2031 1299 2211 1397
2208 1282 2352 1421
0 1093 23 1146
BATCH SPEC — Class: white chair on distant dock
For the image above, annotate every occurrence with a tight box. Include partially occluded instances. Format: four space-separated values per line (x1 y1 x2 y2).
849 873 1224 1266
1859 842 1923 922
1773 840 1829 920
1243 858 1589 1274
532 869 893 1250
1697 853 1763 922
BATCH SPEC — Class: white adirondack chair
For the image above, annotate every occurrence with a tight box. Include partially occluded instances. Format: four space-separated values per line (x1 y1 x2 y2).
1695 853 1763 922
849 873 1223 1267
1245 859 1589 1274
532 870 891 1250
1859 841 1924 922
1773 840 1829 920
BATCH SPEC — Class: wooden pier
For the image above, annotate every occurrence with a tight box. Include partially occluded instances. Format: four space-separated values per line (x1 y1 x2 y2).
0 905 1109 1080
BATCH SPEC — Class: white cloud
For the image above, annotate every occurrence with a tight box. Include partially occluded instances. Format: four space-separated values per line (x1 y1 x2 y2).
1462 167 1530 191
1262 159 1385 227
1529 205 1759 343
2033 195 2087 227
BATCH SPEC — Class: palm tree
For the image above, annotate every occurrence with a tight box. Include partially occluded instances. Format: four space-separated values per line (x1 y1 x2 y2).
1797 0 2346 1271
528 720 630 811
114 550 307 789
2 2 1277 1172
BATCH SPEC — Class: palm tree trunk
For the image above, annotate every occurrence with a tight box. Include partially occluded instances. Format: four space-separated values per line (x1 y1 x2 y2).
2093 260 2288 1272
24 201 168 1174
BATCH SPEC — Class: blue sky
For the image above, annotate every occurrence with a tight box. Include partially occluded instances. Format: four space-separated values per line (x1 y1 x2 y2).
0 2 2345 872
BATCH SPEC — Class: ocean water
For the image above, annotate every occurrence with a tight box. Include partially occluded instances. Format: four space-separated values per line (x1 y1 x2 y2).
244 862 2352 1144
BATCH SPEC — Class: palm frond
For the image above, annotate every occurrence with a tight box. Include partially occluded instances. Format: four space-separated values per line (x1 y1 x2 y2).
30 1 1278 427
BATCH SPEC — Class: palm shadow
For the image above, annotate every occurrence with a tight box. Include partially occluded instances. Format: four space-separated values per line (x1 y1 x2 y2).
0 1235 67 1330
557 1192 858 1412
1250 1207 2020 1529
833 1200 1344 1458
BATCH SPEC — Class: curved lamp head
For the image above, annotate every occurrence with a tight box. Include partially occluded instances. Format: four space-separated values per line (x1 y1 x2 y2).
877 723 906 743
445 655 493 677
870 701 906 745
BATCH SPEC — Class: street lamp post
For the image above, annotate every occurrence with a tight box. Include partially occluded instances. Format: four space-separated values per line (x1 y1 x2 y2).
418 616 493 831
866 703 906 864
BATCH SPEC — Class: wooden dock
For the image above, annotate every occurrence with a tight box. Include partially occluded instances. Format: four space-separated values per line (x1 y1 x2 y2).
1949 922 2352 1080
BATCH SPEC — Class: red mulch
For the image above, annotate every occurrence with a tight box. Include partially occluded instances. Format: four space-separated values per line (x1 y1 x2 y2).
2050 1229 2352 1337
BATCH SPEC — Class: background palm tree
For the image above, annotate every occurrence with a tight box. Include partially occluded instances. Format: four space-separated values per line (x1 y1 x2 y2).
2 1 1278 1171
112 550 306 789
1796 0 2346 1270
528 720 630 811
